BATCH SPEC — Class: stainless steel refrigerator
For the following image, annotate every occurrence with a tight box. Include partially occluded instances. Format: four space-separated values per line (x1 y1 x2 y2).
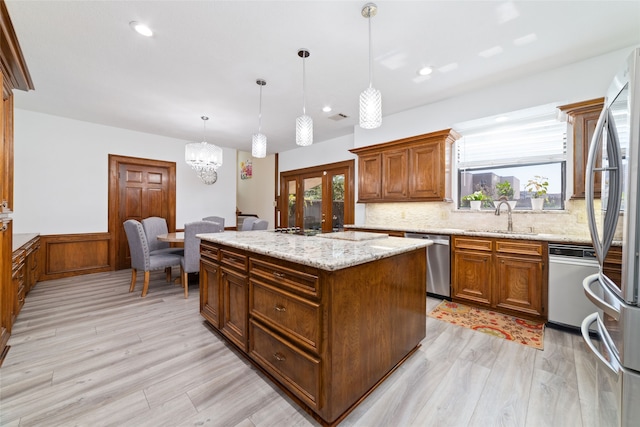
582 47 640 427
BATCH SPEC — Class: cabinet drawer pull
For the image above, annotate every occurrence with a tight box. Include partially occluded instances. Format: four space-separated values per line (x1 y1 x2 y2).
272 272 285 279
273 352 286 362
274 305 287 312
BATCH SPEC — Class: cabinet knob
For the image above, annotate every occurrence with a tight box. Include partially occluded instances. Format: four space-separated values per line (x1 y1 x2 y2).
274 304 287 312
273 271 285 279
273 352 286 362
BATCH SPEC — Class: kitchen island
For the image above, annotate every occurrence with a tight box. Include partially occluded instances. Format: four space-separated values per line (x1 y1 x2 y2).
197 230 431 426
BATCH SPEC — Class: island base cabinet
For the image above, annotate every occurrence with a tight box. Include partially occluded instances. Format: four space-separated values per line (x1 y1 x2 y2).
200 240 426 426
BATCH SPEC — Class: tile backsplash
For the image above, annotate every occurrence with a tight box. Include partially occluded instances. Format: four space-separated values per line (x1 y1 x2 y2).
363 199 620 240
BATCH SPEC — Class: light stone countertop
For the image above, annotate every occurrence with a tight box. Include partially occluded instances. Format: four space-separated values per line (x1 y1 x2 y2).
13 233 39 252
344 224 597 245
197 230 432 271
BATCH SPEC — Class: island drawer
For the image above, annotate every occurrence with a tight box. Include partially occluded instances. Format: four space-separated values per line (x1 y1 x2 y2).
250 280 321 353
250 258 319 298
200 242 220 262
249 319 321 410
496 240 543 257
220 248 248 271
453 236 493 251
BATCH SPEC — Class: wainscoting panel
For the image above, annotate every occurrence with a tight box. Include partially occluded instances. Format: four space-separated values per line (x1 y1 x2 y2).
40 233 111 281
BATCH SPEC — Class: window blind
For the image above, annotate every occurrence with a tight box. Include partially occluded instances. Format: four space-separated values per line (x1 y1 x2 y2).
456 112 567 170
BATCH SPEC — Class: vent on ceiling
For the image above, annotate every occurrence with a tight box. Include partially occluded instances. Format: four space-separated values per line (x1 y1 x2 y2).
328 113 348 121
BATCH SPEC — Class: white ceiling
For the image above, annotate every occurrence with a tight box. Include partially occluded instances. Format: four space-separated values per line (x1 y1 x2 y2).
6 1 640 155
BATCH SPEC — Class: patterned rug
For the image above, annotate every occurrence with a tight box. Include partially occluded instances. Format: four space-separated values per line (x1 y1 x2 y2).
428 300 545 350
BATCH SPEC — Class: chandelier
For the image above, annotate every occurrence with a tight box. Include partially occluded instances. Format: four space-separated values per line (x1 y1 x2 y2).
296 49 313 146
185 116 223 185
359 2 382 129
252 79 267 158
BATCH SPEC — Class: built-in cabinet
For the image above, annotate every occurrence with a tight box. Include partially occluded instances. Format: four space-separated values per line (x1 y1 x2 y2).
1 2 34 365
558 98 604 199
350 129 460 203
10 235 40 325
199 239 426 425
452 236 547 321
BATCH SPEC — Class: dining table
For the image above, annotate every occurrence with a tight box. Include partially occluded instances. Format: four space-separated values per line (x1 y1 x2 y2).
156 232 184 243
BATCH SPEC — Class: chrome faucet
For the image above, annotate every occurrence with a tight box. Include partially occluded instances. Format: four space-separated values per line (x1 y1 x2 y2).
494 199 513 232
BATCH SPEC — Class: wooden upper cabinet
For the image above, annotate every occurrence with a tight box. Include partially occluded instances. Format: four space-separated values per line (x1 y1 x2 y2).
350 128 460 203
558 98 604 199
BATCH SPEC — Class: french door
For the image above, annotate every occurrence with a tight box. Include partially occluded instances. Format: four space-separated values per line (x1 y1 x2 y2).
280 160 354 234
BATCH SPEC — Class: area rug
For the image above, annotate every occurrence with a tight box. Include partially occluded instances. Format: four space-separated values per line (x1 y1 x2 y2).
428 300 545 350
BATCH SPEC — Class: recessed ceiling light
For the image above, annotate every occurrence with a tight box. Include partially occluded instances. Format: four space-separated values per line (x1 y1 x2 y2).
478 46 503 58
322 106 332 113
417 66 433 76
130 21 153 37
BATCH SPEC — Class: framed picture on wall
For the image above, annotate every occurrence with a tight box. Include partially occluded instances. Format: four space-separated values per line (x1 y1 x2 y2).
241 159 252 180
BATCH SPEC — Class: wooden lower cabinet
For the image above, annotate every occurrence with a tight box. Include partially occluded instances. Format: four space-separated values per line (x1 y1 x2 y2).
9 235 40 328
199 240 426 426
452 236 547 321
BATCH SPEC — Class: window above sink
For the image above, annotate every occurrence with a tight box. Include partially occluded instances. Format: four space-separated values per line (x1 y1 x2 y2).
454 103 567 211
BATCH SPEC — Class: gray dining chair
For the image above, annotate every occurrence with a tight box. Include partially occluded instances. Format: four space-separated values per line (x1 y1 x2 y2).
180 220 223 298
141 216 184 256
123 219 183 297
240 217 257 231
202 216 225 228
252 219 268 230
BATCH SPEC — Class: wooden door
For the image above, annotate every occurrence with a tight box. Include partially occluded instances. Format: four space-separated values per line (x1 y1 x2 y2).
108 155 176 270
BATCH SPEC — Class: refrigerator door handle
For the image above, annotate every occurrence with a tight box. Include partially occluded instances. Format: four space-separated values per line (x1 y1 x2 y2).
583 273 621 320
581 313 621 374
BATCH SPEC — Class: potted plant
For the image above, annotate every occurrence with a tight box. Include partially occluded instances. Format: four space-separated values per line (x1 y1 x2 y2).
494 181 517 209
526 175 548 210
462 190 489 210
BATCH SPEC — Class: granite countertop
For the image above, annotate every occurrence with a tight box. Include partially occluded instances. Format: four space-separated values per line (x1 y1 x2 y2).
344 224 596 245
13 233 40 252
197 230 432 271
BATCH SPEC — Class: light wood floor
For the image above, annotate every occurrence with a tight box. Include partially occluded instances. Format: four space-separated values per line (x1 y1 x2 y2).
0 268 597 427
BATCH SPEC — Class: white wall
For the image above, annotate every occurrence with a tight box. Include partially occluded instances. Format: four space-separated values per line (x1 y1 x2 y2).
236 151 276 228
353 46 635 148
13 109 237 234
278 133 356 173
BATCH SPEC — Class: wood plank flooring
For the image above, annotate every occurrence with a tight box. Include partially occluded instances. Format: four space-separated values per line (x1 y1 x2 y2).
0 268 597 426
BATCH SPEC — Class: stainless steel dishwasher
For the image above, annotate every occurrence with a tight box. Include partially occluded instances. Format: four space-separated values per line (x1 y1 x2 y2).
404 233 451 298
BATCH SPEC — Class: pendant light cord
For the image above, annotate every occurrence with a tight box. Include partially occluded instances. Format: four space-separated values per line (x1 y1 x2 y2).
258 84 263 133
302 55 307 115
368 13 373 89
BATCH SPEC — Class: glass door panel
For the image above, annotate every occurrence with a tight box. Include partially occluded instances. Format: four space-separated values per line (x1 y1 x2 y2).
303 176 322 235
286 179 297 228
331 173 345 231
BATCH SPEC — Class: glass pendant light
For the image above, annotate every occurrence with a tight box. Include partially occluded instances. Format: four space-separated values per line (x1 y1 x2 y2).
296 49 313 146
185 116 223 184
359 2 382 129
252 79 267 158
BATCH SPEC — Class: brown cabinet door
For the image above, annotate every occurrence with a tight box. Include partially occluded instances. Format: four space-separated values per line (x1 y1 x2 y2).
382 149 407 199
221 267 249 351
408 142 441 199
494 254 543 317
200 258 221 329
357 153 382 201
452 249 492 306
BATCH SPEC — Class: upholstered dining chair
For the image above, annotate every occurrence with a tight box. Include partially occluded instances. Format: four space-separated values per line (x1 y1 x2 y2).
180 220 223 298
252 219 269 230
202 216 225 228
141 217 184 256
240 217 257 231
123 219 183 297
